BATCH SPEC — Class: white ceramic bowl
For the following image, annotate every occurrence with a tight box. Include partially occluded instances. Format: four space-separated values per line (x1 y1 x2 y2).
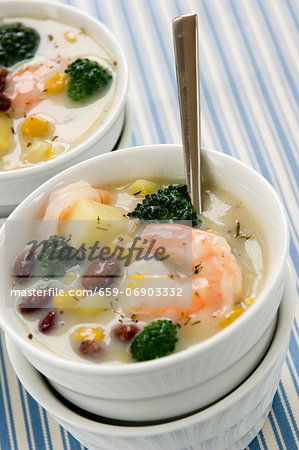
5 262 296 450
0 0 129 215
0 145 289 421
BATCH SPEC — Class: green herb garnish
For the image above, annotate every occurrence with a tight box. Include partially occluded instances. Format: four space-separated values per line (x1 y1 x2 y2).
0 23 40 67
37 235 76 277
127 184 201 226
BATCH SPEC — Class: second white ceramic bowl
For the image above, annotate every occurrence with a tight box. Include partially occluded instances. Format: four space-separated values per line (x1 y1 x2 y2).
5 262 296 450
0 145 289 421
0 0 129 215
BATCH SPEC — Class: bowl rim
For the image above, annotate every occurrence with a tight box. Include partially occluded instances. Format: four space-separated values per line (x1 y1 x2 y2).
0 144 290 374
0 0 129 180
5 261 296 436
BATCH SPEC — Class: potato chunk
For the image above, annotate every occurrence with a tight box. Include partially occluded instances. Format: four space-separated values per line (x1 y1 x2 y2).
127 179 157 197
0 113 15 156
59 197 135 248
25 140 52 163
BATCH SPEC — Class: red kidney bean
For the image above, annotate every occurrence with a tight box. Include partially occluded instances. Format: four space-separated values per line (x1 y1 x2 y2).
0 67 8 92
0 92 11 111
79 339 103 358
18 289 53 314
81 258 121 291
13 250 35 283
112 323 139 342
38 310 57 334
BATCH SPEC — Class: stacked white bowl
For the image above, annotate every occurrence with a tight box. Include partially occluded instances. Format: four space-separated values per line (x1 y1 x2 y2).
5 262 296 449
0 145 290 430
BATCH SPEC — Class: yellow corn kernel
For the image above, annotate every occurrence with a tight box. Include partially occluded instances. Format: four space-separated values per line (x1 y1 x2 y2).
73 327 104 342
74 307 105 317
0 113 15 156
25 140 52 163
127 179 157 197
220 307 244 328
64 31 77 43
22 117 49 138
127 273 144 290
244 297 255 306
53 290 85 309
65 273 76 279
44 72 66 95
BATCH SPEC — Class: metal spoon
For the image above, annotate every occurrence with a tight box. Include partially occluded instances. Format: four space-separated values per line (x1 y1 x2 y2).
173 13 202 214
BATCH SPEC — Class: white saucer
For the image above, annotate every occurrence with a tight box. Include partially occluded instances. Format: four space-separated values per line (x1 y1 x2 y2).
5 262 297 450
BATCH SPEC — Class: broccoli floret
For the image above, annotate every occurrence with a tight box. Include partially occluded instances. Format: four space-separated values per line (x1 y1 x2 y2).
127 184 201 226
130 320 178 362
37 235 76 277
0 23 40 67
65 58 112 101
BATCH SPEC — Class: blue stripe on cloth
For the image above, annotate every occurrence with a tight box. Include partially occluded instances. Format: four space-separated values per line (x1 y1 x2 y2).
228 0 299 249
145 0 177 96
201 0 262 165
173 0 236 158
284 0 299 30
271 388 297 449
248 436 262 449
228 0 296 182
117 1 168 144
41 408 53 450
258 1 299 111
268 404 285 449
59 425 69 450
0 370 12 449
25 393 46 448
17 384 34 450
279 383 299 441
0 339 18 450
259 430 268 449
66 431 84 449
288 331 299 380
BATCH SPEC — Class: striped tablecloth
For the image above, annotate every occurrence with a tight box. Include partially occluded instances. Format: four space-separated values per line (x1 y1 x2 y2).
0 0 298 449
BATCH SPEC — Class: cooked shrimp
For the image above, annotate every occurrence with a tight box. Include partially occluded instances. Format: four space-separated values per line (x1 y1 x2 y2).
43 181 106 221
132 223 242 321
6 58 67 118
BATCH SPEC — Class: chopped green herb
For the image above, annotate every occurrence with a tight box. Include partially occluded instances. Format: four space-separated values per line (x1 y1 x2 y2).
234 221 251 240
127 184 201 226
184 316 191 326
194 263 203 274
37 235 77 277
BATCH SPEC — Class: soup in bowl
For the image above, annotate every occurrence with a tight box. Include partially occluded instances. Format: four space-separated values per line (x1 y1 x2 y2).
0 0 128 213
0 145 289 421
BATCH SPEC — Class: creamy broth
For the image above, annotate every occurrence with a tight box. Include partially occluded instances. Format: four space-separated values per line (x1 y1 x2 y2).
13 180 265 363
0 17 117 170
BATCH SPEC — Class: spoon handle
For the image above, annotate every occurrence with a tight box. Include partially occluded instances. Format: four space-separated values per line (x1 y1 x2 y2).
173 13 202 214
